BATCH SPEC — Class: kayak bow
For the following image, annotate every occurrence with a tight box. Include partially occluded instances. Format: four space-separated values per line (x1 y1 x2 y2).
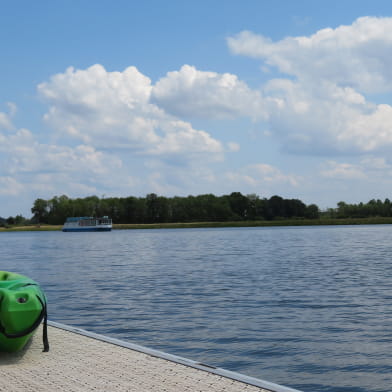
0 271 49 352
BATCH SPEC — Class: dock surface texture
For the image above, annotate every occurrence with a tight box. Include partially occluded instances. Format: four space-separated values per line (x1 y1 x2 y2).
0 321 301 392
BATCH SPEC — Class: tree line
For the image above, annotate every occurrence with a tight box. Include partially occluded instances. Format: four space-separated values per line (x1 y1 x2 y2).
3 194 392 227
26 193 320 225
327 199 392 218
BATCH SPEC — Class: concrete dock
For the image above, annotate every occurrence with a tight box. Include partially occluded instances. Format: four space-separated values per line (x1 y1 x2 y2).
0 321 301 392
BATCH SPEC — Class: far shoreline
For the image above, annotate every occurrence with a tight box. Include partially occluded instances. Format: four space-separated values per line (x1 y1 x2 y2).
1 217 392 232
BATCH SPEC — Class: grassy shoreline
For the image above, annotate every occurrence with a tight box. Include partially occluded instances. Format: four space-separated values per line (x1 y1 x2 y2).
1 217 392 232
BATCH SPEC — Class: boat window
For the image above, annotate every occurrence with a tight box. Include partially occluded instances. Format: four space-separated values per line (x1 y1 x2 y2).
98 218 112 225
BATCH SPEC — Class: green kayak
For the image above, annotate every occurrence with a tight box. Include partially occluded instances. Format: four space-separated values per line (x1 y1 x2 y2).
0 271 49 352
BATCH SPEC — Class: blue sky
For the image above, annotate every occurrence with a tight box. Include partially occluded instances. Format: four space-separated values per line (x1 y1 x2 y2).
2 0 392 218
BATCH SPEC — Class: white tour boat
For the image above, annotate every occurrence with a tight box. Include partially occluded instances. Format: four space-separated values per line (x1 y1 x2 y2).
62 216 112 232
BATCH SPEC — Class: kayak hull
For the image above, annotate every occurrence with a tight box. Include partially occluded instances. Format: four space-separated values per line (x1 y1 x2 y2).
0 271 47 352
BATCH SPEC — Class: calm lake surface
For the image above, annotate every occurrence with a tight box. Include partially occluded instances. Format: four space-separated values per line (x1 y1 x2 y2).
1 225 392 392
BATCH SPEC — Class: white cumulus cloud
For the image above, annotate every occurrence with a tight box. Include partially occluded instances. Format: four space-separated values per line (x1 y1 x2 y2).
228 17 392 155
0 102 16 130
226 163 299 190
0 176 24 195
320 157 392 181
0 125 125 200
0 128 121 176
321 161 367 180
262 78 391 154
152 65 265 120
38 64 224 162
228 17 392 93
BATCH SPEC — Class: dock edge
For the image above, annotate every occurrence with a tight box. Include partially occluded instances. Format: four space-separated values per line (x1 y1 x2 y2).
48 320 302 392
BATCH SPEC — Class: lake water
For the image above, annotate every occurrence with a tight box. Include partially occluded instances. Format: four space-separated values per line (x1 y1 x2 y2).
1 225 392 392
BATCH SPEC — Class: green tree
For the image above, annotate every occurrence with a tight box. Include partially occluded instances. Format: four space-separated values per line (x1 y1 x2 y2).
305 204 320 219
336 201 348 218
6 216 15 225
146 193 169 223
267 195 285 219
47 195 72 224
284 199 306 218
31 198 49 223
228 192 249 220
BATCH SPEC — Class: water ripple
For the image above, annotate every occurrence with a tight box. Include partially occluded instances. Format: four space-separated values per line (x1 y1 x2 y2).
1 226 392 392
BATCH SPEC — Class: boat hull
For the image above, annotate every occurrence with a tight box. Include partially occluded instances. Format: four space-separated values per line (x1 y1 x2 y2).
62 227 112 232
0 271 47 352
